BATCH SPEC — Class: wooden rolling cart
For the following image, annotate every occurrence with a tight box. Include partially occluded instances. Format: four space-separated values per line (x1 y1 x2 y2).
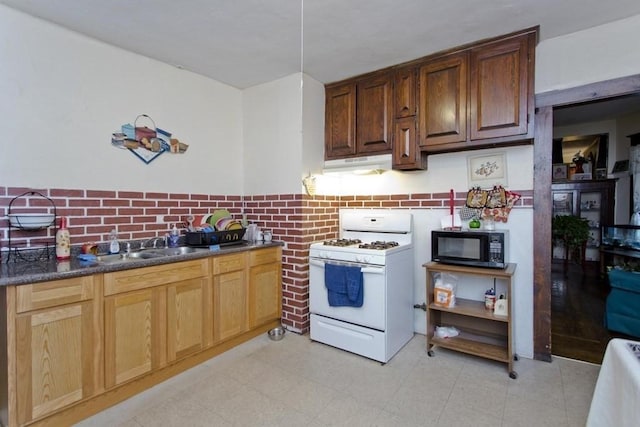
423 262 518 378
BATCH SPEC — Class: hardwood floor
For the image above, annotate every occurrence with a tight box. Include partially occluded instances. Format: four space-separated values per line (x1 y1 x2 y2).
551 260 634 363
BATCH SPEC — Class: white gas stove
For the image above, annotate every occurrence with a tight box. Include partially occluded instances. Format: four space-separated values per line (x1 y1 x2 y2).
309 210 414 363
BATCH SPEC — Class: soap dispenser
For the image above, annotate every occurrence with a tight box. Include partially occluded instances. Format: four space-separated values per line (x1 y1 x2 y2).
168 223 179 248
108 229 120 254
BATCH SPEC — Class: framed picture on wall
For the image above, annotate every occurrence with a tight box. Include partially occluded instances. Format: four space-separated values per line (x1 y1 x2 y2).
467 152 508 187
595 168 608 179
552 163 568 181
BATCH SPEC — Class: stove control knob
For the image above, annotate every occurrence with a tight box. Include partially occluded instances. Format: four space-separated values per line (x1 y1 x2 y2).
356 255 370 263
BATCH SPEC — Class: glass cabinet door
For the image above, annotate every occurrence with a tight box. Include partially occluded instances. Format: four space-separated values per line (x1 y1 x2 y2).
553 192 573 216
579 191 602 260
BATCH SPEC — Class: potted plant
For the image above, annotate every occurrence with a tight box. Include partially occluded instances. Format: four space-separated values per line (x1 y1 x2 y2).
552 214 590 264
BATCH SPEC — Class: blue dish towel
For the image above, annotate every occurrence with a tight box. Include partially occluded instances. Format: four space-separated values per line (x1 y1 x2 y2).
325 263 363 307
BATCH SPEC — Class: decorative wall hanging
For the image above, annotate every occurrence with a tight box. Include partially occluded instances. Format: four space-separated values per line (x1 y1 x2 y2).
111 114 189 164
302 173 317 196
467 152 508 187
461 185 520 223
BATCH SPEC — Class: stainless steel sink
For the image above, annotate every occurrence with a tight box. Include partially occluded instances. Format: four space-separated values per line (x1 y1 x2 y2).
96 246 210 264
152 246 210 256
95 253 155 264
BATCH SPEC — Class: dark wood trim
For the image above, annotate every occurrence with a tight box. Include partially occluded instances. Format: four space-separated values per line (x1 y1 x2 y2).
532 74 640 362
533 105 553 362
536 74 640 108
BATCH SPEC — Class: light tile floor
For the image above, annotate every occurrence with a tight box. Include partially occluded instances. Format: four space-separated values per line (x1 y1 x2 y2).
77 333 599 426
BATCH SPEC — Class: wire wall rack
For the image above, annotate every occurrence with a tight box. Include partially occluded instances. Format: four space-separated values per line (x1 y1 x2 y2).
5 191 57 263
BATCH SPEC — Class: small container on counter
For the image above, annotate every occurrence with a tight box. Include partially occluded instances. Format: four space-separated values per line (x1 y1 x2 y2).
484 288 496 310
263 230 272 243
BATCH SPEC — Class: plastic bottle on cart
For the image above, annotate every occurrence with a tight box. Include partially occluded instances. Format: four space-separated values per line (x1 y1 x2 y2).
56 217 71 260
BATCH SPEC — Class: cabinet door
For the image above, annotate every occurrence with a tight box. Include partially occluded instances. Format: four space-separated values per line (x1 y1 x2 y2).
104 288 166 388
418 52 468 148
249 262 282 329
213 270 247 342
392 116 426 170
167 278 209 362
16 301 98 424
469 35 531 140
325 82 357 159
357 74 393 154
394 67 416 118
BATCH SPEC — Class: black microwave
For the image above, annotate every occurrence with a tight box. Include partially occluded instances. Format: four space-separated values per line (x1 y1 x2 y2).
431 230 508 269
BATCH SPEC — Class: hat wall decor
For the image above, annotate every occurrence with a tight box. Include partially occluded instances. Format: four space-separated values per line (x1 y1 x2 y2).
111 114 189 164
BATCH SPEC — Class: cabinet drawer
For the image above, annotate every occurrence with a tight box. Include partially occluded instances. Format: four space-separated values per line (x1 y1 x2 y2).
213 253 246 274
17 276 95 313
249 247 281 266
104 259 207 296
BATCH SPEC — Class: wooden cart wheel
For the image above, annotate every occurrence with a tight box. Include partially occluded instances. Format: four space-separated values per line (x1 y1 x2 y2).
509 371 518 379
427 350 434 357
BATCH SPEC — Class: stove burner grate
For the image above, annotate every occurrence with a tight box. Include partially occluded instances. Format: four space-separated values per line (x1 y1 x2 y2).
323 238 362 247
358 241 400 250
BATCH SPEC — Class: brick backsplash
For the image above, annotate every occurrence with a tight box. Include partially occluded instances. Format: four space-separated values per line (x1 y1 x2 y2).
0 186 532 333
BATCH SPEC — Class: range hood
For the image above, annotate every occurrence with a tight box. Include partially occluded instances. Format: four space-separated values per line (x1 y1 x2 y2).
322 154 392 175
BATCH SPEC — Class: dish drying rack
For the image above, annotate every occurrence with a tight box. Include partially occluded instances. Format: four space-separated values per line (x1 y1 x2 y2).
5 191 57 263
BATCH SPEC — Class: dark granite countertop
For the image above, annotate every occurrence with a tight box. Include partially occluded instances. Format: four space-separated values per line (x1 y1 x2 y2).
0 241 283 287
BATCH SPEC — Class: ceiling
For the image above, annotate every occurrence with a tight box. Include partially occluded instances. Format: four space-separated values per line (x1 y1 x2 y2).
2 0 640 89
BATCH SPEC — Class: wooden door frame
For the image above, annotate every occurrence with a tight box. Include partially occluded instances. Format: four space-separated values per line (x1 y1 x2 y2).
533 74 640 361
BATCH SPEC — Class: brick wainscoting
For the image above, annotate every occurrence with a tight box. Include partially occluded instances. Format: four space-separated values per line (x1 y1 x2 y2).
0 186 532 333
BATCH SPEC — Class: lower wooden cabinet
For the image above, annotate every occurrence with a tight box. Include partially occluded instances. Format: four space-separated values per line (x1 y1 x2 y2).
104 287 166 388
249 247 282 328
1 247 282 427
13 276 102 426
213 253 248 342
167 278 209 361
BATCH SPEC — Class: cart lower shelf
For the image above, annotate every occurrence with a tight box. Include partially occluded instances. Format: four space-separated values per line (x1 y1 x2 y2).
428 333 508 362
424 262 518 379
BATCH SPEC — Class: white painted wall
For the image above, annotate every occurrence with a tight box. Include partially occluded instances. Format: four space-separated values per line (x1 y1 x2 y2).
301 74 326 190
0 5 243 195
536 13 640 93
242 73 303 195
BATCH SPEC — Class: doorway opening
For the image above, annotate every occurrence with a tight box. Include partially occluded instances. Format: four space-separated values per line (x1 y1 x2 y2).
533 75 640 363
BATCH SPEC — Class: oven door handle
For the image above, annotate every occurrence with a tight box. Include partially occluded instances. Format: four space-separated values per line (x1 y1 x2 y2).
310 259 385 275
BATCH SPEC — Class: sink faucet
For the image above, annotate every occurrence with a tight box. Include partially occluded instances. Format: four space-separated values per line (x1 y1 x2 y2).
140 236 166 250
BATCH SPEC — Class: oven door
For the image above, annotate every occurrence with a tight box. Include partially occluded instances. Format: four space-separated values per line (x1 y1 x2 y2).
309 258 386 330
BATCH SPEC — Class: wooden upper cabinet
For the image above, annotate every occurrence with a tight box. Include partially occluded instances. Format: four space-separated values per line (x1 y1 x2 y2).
393 116 427 170
356 74 393 154
325 82 357 159
418 52 468 149
394 67 417 118
470 34 533 140
325 73 393 159
325 27 537 160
